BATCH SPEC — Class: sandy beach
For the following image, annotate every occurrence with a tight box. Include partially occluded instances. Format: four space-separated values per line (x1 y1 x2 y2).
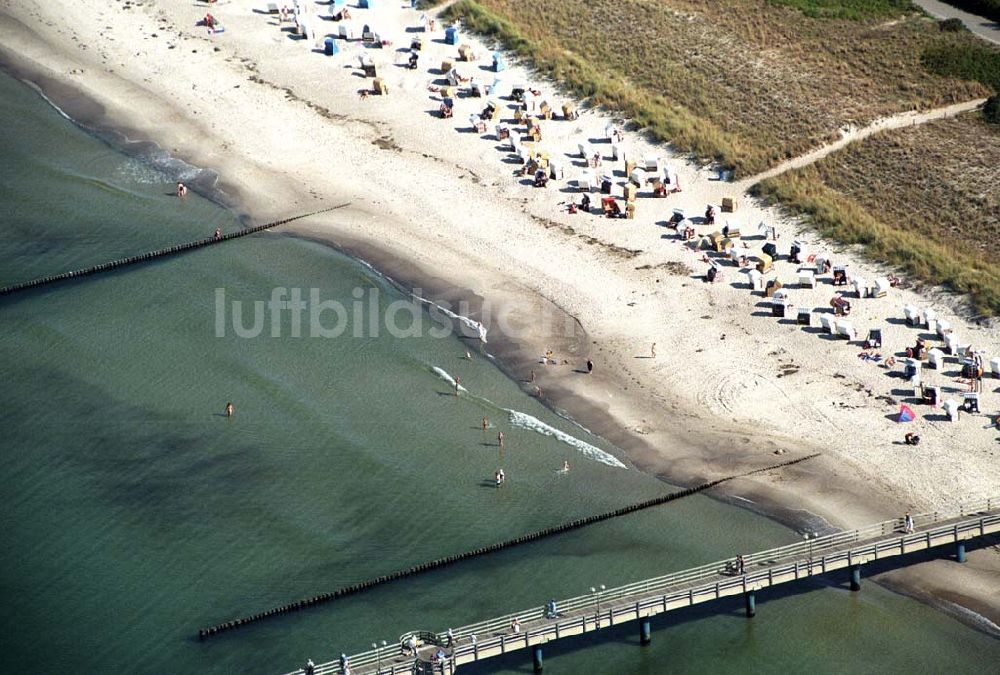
1 0 998 629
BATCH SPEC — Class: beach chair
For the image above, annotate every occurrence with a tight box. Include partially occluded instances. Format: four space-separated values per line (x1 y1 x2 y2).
440 58 454 74
797 307 812 326
362 24 375 43
853 277 868 299
626 202 636 220
458 44 474 61
748 269 764 291
927 348 945 369
602 197 622 218
864 329 882 349
962 393 980 414
920 385 940 407
549 160 564 180
492 52 506 72
410 36 423 51
756 253 773 274
922 308 937 330
762 242 778 260
363 63 377 78
798 268 815 288
721 197 737 213
944 333 960 355
624 183 637 203
765 278 783 298
837 321 855 340
936 318 952 337
445 26 460 45
992 357 1000 378
722 220 741 238
819 314 837 334
833 266 849 286
644 155 661 172
789 240 808 264
267 3 280 14
830 295 851 316
440 98 454 118
373 78 388 95
903 304 920 326
562 102 577 120
629 168 644 187
771 299 789 318
578 142 592 159
576 170 596 192
873 277 890 298
943 399 960 422
610 142 623 161
359 0 372 7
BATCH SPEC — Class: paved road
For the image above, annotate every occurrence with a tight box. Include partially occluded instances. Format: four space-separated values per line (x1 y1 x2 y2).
912 0 1000 45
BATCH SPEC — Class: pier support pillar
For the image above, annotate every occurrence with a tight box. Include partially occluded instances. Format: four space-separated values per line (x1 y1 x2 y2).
956 542 966 563
532 645 543 673
744 591 756 618
640 617 651 645
849 565 861 592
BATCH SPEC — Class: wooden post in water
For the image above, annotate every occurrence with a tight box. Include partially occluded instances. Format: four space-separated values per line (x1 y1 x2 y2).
849 565 861 592
532 645 543 673
744 591 756 618
956 541 967 563
640 617 651 645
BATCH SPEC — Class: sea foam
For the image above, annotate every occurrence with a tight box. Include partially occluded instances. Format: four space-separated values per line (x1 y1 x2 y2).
507 410 627 469
432 366 468 392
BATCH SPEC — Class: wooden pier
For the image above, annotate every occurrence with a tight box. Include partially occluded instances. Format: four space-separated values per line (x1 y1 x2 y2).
286 497 999 675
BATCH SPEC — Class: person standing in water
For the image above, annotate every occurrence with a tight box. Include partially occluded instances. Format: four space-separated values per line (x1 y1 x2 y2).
224 402 234 417
482 416 489 431
562 460 570 471
455 376 461 396
176 182 188 198
497 430 505 448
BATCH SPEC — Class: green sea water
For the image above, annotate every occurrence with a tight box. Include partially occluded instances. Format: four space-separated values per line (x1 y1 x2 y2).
0 70 997 674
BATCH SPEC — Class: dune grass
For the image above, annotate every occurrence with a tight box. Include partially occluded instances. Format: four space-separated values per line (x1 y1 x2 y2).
753 114 1000 316
443 0 991 176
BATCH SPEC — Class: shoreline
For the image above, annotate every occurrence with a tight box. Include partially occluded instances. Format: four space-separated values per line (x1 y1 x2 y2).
1 0 998 636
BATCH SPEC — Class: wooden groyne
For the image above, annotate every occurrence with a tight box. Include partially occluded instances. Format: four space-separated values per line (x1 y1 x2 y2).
0 203 348 297
197 453 819 640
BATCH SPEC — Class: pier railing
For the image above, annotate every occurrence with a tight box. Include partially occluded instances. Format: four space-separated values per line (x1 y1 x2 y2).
287 496 998 675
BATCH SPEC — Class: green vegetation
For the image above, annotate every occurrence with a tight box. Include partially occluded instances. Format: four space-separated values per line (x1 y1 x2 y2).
985 95 1000 123
938 0 1000 22
753 114 1000 315
921 40 1000 91
445 0 989 176
938 17 967 31
767 0 913 20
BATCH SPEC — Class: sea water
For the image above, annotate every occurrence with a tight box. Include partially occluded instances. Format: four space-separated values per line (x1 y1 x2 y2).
0 70 996 674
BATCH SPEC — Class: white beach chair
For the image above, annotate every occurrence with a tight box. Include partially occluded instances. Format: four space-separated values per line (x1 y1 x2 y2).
873 277 890 298
928 348 945 370
922 308 937 329
798 268 815 288
643 155 661 172
852 277 868 299
943 399 960 422
944 333 959 355
992 357 1000 378
576 170 596 192
747 268 763 291
629 168 644 186
577 142 592 159
611 142 623 161
549 160 564 180
936 318 952 337
509 133 521 154
522 92 535 114
819 314 837 334
903 304 920 326
837 321 855 340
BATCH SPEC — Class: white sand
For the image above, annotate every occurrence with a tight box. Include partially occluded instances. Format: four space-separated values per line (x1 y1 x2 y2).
1 0 998 618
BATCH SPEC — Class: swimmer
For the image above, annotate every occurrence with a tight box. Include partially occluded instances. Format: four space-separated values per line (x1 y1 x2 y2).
224 402 234 417
176 182 188 198
482 416 489 431
562 460 570 471
464 349 472 360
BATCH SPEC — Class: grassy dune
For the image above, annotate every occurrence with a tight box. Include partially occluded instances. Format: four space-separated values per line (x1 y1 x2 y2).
753 114 1000 316
443 0 990 175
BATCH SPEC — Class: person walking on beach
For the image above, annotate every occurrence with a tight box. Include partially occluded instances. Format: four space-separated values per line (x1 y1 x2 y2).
586 359 594 374
651 342 657 358
224 402 234 417
529 369 536 383
497 431 505 449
